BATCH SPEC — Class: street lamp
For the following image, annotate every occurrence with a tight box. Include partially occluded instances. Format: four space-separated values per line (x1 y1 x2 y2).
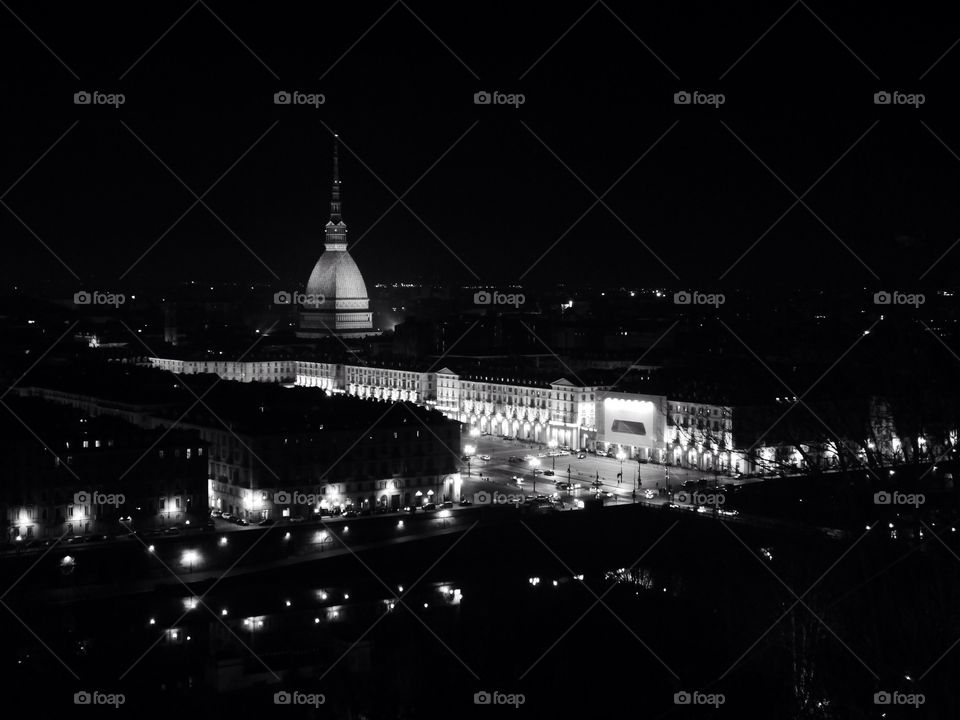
182 549 199 573
530 457 540 494
464 443 476 477
548 438 558 471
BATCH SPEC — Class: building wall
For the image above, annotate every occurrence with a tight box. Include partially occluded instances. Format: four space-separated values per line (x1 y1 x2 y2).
1 413 208 541
145 356 746 473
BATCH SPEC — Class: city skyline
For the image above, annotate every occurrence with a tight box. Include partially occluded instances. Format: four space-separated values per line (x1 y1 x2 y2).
3 3 960 718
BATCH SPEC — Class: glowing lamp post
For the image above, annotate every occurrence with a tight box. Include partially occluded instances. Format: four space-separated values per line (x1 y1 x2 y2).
464 444 476 477
548 439 558 471
530 457 540 494
616 450 626 488
182 549 200 573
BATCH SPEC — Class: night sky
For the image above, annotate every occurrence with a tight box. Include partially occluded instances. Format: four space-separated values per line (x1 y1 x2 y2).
2 1 959 291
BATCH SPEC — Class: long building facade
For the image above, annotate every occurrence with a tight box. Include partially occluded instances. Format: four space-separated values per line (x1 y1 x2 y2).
147 356 748 473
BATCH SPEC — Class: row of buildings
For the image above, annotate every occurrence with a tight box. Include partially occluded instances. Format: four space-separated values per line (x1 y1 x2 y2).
147 355 746 474
7 370 461 542
0 397 207 542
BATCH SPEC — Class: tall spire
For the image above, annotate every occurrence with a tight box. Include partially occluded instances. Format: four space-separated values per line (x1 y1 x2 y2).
330 134 341 224
324 134 348 251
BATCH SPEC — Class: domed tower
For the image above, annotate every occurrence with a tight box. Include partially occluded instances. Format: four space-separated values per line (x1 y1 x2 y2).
297 135 375 338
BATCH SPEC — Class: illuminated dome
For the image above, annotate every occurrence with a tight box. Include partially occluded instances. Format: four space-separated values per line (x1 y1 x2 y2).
305 249 368 303
297 136 375 339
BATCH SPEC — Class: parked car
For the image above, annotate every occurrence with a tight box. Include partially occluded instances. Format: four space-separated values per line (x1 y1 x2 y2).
479 454 491 461
577 453 586 459
258 518 276 526
441 500 454 509
422 503 437 512
220 513 233 521
210 510 223 518
556 482 570 490
163 527 182 536
458 499 473 506
288 515 305 523
544 470 555 477
233 518 249 526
